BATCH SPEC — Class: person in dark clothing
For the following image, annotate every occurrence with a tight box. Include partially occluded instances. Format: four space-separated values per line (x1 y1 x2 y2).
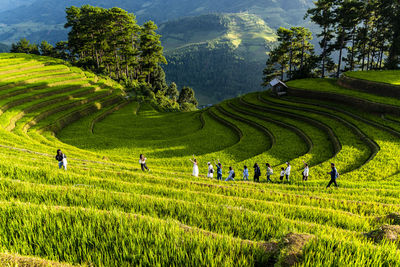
214 160 223 181
139 154 150 172
225 166 235 182
55 149 67 170
279 167 285 182
326 163 339 188
253 163 261 182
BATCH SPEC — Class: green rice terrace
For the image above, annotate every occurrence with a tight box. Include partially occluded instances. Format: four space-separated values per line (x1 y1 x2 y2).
1 53 400 266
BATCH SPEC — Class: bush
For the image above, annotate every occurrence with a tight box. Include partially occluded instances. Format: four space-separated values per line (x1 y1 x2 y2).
180 102 197 111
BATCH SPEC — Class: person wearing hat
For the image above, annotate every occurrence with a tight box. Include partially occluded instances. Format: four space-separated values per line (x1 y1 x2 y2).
207 162 214 178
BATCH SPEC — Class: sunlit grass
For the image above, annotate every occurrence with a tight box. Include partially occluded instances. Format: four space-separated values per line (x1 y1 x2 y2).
0 53 399 265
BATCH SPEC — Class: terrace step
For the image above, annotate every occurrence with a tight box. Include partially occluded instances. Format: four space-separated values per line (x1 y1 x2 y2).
339 74 400 98
258 95 380 172
217 104 276 149
230 100 313 155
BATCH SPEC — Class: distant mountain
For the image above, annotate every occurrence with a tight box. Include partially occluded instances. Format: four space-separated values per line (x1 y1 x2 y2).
160 13 277 104
0 43 10 52
0 0 313 44
0 0 35 12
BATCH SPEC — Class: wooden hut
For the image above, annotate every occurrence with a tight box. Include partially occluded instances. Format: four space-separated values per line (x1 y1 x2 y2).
270 78 288 96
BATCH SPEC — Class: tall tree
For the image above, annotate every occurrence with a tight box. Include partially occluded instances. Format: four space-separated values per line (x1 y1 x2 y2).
263 26 315 84
383 0 400 69
292 27 314 71
39 41 54 57
139 21 167 83
262 27 292 83
178 87 198 106
306 0 335 77
166 82 179 101
54 41 70 60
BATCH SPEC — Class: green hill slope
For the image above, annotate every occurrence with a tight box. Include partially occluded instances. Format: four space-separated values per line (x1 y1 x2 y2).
1 54 400 265
160 13 277 104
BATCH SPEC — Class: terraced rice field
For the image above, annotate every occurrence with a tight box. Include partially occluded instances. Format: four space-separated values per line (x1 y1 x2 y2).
0 53 400 266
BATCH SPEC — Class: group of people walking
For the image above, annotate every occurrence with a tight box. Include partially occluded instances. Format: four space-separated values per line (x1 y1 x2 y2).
190 156 339 188
200 160 299 183
56 149 339 188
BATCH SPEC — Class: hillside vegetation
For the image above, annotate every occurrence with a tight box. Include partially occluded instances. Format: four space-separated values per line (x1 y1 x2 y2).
160 13 277 104
1 53 400 265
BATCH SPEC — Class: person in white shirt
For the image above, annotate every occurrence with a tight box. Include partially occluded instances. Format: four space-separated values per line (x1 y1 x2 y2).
190 155 199 177
139 154 150 171
243 165 249 181
225 166 235 181
285 162 291 182
207 162 214 178
266 163 273 183
302 161 309 181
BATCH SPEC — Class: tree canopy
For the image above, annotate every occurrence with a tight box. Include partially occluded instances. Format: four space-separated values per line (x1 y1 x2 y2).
264 0 400 84
10 5 198 111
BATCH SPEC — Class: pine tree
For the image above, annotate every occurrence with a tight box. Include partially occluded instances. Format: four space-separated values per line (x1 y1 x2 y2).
262 27 292 84
10 38 40 55
306 0 335 77
167 82 179 101
39 41 54 57
139 21 167 83
178 87 198 106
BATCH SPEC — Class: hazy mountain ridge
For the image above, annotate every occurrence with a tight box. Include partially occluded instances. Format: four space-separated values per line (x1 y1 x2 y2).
0 0 35 12
0 0 313 44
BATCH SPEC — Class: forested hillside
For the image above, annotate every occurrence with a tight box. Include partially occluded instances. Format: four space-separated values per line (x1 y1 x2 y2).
160 14 277 104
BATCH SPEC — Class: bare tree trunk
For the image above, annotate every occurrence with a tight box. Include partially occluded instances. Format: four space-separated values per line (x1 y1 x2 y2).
379 47 384 69
370 49 376 70
361 43 366 71
321 30 327 78
95 50 100 69
337 34 344 78
350 27 356 71
300 38 305 69
289 43 293 79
